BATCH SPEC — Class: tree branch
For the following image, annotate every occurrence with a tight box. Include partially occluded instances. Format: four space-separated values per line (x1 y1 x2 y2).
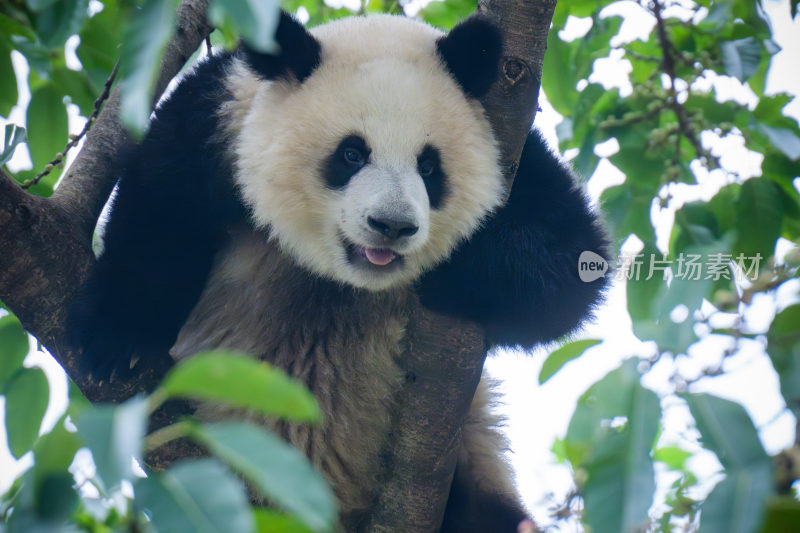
478 0 555 195
0 0 213 401
364 305 487 531
52 0 214 241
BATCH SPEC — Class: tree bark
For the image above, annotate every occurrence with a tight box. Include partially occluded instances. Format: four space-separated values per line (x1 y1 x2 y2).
0 0 213 401
365 3 555 529
0 0 555 529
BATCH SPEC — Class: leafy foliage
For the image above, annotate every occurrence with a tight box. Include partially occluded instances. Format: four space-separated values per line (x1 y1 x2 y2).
1 0 799 532
538 339 601 384
564 359 661 533
1 350 336 532
539 0 800 530
160 351 321 422
135 458 255 533
685 394 774 533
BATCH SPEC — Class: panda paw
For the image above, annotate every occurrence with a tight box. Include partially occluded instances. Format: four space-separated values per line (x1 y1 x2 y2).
67 288 174 383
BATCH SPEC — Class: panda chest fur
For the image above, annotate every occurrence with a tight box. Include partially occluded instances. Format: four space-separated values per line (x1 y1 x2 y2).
171 232 411 512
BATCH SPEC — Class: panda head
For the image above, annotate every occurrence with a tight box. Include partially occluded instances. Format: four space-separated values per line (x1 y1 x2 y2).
228 13 504 290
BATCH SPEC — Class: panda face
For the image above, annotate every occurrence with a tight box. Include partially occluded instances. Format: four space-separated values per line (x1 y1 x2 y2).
228 15 504 290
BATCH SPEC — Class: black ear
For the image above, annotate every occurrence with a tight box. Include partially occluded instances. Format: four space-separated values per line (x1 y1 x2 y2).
436 15 502 99
241 11 321 83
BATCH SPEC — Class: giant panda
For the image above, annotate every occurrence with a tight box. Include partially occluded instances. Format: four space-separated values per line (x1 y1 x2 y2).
70 11 609 533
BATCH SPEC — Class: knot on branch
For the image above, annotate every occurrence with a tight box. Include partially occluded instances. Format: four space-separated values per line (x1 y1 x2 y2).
15 203 34 223
502 57 528 86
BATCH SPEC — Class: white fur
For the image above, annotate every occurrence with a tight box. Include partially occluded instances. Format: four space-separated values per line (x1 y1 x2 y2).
227 15 504 289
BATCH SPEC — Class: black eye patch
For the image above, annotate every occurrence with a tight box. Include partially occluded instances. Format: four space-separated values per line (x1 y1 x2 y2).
324 135 370 189
417 145 446 209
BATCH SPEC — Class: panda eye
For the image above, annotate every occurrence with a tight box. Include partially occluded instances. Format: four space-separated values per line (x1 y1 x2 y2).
343 147 365 165
418 158 436 177
325 136 369 188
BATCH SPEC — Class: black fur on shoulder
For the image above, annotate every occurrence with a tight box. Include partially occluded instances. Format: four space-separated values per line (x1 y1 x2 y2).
418 130 611 349
440 463 529 532
240 11 321 83
68 52 247 381
437 15 503 99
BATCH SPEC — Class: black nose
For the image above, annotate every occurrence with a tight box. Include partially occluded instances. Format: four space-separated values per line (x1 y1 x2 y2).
367 216 419 240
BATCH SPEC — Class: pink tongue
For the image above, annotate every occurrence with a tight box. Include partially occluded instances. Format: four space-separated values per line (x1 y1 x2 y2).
364 247 396 266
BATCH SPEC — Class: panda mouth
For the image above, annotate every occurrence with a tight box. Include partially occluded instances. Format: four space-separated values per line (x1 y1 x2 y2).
344 240 404 270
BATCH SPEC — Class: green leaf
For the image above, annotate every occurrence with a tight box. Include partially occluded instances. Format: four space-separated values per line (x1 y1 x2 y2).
5 471 79 532
0 38 18 115
0 123 27 167
77 0 123 92
629 238 732 355
684 92 749 130
735 178 783 259
760 496 800 533
539 339 601 384
543 14 622 119
11 36 53 80
626 244 664 323
161 351 321 422
31 417 82 495
0 13 35 42
33 0 90 49
654 445 692 471
753 93 795 125
719 37 762 82
66 378 91 419
699 0 732 31
30 418 81 522
207 0 280 53
699 469 773 533
551 437 567 464
0 313 29 385
683 394 772 471
754 123 800 161
51 67 96 116
25 85 68 192
253 508 313 533
193 422 337 532
604 189 656 243
135 458 254 533
3 366 49 458
119 0 178 137
762 151 800 197
542 32 579 116
565 359 660 533
766 304 800 422
626 37 661 83
73 395 148 491
419 0 476 29
551 3 592 27
25 0 60 11
684 393 773 533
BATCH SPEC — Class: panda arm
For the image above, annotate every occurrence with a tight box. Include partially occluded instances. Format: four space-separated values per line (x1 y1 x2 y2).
69 54 245 379
418 130 610 349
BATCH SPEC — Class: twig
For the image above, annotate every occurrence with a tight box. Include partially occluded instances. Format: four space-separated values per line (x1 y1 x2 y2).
650 0 716 167
549 488 582 522
22 63 119 190
145 420 194 453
